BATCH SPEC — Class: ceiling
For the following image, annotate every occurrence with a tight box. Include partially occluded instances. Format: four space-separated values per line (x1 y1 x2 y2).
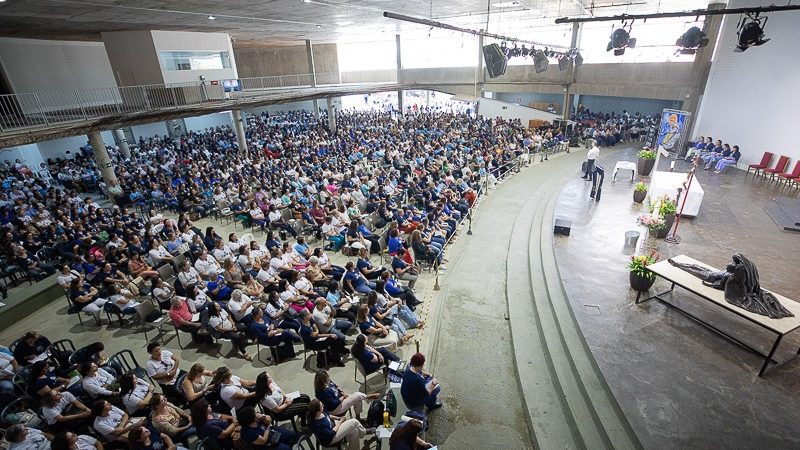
0 0 718 46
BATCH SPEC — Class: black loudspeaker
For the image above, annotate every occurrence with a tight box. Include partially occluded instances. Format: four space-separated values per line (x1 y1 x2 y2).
483 44 508 78
554 218 572 236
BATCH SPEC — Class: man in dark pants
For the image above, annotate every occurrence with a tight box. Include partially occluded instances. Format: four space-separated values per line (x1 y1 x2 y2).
581 139 599 179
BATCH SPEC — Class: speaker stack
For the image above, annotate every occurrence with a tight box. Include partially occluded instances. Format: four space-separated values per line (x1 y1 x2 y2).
483 44 508 79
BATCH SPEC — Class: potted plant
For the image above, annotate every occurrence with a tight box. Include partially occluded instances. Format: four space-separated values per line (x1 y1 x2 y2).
633 182 647 203
628 251 660 292
637 149 657 177
637 214 666 235
649 195 677 238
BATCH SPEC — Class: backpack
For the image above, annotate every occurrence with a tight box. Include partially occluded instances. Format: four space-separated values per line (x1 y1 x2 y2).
366 400 385 428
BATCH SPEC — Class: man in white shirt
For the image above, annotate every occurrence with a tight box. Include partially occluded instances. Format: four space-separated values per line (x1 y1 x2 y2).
91 400 142 442
311 298 351 341
145 343 183 400
195 251 222 277
582 139 600 179
80 362 119 399
5 424 50 450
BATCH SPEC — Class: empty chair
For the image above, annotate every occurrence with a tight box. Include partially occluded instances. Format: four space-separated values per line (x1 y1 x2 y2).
763 155 789 182
746 151 773 177
778 160 800 185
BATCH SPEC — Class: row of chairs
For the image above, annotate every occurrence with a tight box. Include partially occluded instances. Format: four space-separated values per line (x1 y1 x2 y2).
747 152 800 188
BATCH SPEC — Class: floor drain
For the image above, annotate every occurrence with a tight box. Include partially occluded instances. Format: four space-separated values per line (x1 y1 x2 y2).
584 304 601 315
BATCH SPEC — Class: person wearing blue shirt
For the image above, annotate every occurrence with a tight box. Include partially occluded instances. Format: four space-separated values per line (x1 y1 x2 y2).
391 249 417 290
356 248 386 280
306 399 368 450
386 229 404 256
313 370 379 419
703 143 732 170
343 262 375 295
247 308 300 359
236 405 298 450
400 352 442 412
714 145 742 173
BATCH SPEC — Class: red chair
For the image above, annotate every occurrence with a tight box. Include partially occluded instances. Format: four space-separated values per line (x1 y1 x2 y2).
763 155 789 182
778 161 800 185
746 151 773 177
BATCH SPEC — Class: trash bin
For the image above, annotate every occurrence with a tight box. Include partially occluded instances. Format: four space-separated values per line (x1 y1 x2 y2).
624 231 640 247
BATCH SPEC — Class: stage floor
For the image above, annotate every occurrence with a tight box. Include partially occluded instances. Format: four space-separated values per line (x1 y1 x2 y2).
555 148 800 449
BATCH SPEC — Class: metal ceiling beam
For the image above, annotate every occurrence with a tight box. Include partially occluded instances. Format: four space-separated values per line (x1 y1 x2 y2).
555 3 800 23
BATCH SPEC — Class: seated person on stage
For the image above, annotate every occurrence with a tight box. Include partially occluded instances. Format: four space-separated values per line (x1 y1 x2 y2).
684 135 705 160
714 145 742 173
702 143 731 170
400 352 442 412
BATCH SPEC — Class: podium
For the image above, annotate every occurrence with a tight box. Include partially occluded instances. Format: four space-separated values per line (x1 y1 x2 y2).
649 171 704 217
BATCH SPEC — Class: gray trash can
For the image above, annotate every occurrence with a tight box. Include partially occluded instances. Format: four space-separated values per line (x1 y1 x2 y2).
624 231 640 247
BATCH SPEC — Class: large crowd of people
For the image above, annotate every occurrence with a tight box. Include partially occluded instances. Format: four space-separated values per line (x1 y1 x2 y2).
0 107 559 449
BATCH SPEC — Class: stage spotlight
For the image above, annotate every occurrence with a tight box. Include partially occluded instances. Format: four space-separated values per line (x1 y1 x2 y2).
607 26 636 56
509 44 521 57
520 45 530 57
676 26 709 54
574 52 583 67
558 54 570 71
534 50 549 73
735 14 770 52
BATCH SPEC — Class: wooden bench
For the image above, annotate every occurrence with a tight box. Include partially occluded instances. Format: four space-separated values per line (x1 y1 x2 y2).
638 254 800 377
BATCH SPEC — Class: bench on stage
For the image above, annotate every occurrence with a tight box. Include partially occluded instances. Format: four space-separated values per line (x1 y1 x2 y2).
637 254 800 377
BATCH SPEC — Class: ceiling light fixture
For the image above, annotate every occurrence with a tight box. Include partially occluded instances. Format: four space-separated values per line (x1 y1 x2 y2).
675 26 709 54
735 12 770 52
607 23 636 56
207 15 216 20
316 24 322 28
533 50 549 73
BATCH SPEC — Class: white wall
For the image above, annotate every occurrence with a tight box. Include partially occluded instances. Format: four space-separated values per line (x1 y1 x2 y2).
37 132 114 161
184 112 234 133
101 31 162 86
151 31 238 85
477 98 559 125
0 37 117 93
694 0 800 167
131 122 168 140
0 144 44 169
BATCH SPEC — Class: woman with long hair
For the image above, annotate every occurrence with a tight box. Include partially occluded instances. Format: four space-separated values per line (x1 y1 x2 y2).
254 371 310 426
356 305 399 351
206 302 252 361
148 393 196 443
312 370 379 419
350 334 400 376
181 363 214 404
306 398 367 450
190 398 236 449
388 419 434 449
119 373 154 415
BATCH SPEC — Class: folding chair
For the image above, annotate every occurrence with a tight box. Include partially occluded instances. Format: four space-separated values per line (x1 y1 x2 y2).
107 349 149 381
157 264 177 285
353 358 388 392
133 299 169 342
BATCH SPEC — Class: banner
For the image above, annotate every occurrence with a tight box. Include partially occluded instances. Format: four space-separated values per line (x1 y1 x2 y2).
655 108 691 156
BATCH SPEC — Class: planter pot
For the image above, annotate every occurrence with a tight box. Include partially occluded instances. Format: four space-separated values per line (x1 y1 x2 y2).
630 271 656 292
637 157 656 177
633 190 647 203
655 213 676 238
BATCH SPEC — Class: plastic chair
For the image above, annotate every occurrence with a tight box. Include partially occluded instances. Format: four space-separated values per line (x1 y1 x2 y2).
353 358 387 392
107 349 149 381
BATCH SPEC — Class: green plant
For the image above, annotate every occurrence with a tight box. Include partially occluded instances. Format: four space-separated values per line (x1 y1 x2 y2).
628 251 660 280
638 149 657 160
648 194 677 216
634 182 648 193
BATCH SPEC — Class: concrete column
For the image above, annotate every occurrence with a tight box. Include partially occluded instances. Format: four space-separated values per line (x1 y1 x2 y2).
87 132 118 187
231 110 248 151
562 87 571 120
326 97 336 132
563 23 583 120
478 32 485 87
113 129 130 158
306 39 320 119
396 34 403 115
684 2 726 125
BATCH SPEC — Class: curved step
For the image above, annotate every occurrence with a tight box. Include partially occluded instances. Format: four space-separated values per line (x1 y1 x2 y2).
503 153 642 449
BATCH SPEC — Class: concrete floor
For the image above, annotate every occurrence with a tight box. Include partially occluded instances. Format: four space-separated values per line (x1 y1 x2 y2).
554 147 800 449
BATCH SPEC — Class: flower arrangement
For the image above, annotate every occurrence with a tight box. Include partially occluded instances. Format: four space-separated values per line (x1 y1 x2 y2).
634 182 648 193
638 149 657 160
637 214 666 231
649 194 677 216
628 251 660 280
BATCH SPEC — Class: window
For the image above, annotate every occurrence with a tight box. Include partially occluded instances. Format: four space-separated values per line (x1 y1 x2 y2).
401 34 479 68
579 18 706 64
159 51 232 71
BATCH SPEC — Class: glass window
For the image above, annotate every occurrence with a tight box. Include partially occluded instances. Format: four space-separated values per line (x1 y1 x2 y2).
159 51 232 71
401 34 479 68
579 18 705 63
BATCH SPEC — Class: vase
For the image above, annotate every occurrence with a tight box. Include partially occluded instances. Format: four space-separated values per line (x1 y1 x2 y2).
655 213 675 238
633 190 647 203
637 157 655 177
630 271 656 292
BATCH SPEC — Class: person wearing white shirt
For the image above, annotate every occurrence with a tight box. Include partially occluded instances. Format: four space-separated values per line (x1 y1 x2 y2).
41 390 92 431
81 363 119 399
120 373 154 415
212 240 233 263
177 261 202 288
228 289 256 322
49 432 100 450
91 400 142 442
194 251 222 278
0 348 19 392
145 344 183 399
226 233 244 255
57 266 80 290
582 140 600 179
254 372 310 422
216 367 256 411
256 265 278 285
148 240 173 266
207 303 252 360
4 424 50 450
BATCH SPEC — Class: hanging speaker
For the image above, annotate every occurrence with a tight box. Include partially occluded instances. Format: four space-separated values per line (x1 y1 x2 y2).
483 44 508 79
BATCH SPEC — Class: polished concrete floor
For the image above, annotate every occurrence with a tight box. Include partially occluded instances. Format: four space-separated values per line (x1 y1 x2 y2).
554 147 800 449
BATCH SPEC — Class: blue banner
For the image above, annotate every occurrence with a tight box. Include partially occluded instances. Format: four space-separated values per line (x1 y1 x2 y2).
656 109 690 153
